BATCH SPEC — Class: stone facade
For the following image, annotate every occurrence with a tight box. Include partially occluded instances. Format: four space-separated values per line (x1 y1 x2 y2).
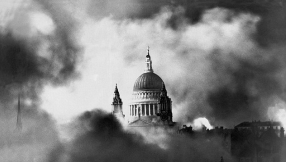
111 48 174 127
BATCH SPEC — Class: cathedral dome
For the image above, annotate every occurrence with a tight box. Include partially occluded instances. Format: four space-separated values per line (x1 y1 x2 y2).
133 72 164 92
128 48 173 127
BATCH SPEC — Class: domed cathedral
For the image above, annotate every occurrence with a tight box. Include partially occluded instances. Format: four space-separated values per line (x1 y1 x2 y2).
127 48 175 127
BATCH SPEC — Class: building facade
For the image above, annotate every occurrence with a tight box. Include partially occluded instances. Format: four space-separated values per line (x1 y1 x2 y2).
111 48 174 127
232 121 285 162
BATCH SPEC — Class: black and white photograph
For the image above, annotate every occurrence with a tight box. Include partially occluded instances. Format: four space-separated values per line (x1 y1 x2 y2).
0 0 285 161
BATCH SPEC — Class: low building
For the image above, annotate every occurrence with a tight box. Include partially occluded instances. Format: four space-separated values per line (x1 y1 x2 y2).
231 121 284 162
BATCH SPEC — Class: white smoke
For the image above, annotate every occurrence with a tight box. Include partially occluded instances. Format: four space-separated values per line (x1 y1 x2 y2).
268 98 286 130
191 117 214 130
42 7 261 126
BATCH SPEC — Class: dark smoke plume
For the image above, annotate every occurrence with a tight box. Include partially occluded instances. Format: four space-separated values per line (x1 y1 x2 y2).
86 0 286 45
0 0 80 105
50 110 233 162
50 110 165 162
0 0 81 161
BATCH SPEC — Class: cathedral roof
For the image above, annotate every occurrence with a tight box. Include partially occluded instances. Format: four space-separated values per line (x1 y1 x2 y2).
133 47 164 92
133 72 164 91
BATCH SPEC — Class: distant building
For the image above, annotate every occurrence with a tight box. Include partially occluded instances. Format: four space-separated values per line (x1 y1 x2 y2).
231 121 284 162
178 125 232 153
178 121 285 162
111 48 175 127
235 121 284 138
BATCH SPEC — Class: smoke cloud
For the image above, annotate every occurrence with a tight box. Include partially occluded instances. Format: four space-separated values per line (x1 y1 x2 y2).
0 0 80 107
69 5 285 127
39 0 286 127
0 0 285 161
50 110 233 162
0 0 81 161
85 0 286 44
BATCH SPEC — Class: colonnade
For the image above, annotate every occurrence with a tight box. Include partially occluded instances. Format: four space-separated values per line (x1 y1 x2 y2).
132 91 160 100
130 103 159 116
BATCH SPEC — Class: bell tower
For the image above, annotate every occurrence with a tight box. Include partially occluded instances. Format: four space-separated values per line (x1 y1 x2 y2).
112 84 124 119
158 82 173 124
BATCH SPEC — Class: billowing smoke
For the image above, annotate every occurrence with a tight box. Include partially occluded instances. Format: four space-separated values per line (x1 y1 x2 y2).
73 6 285 127
1 0 285 161
190 117 213 130
85 0 286 45
0 0 80 101
38 0 286 127
0 0 81 161
50 110 233 162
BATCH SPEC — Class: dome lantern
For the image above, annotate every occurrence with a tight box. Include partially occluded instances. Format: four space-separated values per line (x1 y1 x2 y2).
144 46 153 73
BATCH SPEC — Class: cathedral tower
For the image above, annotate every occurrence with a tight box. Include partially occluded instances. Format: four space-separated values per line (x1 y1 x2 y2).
112 84 124 119
158 82 173 124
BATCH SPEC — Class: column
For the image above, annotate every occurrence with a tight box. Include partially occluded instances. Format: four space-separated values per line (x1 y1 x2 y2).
144 104 147 116
149 104 151 116
146 104 148 116
153 104 156 115
132 105 134 116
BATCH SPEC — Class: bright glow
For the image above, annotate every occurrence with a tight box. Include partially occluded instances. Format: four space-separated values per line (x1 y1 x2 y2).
191 117 213 130
277 109 286 128
268 100 286 130
29 11 55 35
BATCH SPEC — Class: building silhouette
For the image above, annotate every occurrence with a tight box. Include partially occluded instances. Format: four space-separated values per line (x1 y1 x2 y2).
178 121 285 162
112 48 175 127
111 84 124 120
231 121 284 162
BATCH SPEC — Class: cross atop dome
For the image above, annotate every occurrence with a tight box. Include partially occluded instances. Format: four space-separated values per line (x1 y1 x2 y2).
145 46 153 73
147 46 150 58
